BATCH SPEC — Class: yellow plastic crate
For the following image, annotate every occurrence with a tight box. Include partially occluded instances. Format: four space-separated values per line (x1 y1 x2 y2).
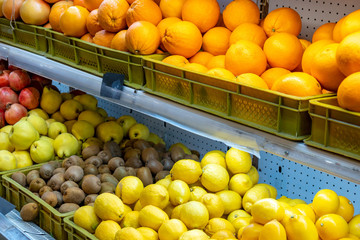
64 216 97 240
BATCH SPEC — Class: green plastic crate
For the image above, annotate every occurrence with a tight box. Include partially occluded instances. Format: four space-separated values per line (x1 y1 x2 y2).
143 55 334 141
304 96 360 160
2 161 74 240
45 29 145 89
64 216 97 240
0 18 47 54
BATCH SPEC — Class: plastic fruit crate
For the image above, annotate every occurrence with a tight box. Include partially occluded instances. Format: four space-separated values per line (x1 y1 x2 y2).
304 96 360 160
2 161 73 240
0 18 47 55
45 29 145 89
142 55 334 141
64 216 97 240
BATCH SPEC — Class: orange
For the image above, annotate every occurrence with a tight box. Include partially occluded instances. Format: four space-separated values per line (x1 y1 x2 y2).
301 39 334 74
216 12 225 27
312 22 336 42
260 67 291 89
59 6 90 37
236 73 269 89
333 16 346 43
162 21 203 58
263 32 303 71
293 38 312 72
159 0 186 18
73 0 86 7
316 214 349 240
206 55 225 69
336 31 360 76
126 0 162 27
189 51 214 66
110 30 128 51
181 0 220 33
338 9 360 42
271 72 322 97
183 63 208 73
336 196 355 223
49 0 74 32
83 0 103 11
86 9 103 36
206 68 235 81
98 0 129 32
125 21 160 55
44 0 60 4
202 27 231 55
43 23 51 28
263 7 302 37
310 43 345 92
162 55 189 67
222 0 260 31
225 40 267 76
157 17 182 51
80 33 94 42
92 29 115 48
337 72 360 112
229 23 267 48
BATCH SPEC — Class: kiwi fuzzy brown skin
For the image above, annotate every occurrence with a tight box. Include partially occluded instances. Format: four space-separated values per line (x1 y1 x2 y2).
184 154 199 161
108 157 125 172
58 203 80 213
100 173 119 187
53 191 63 207
81 175 101 194
170 146 186 162
146 159 164 175
161 158 175 171
98 165 111 174
26 170 40 185
47 173 65 191
103 141 122 158
64 165 84 182
190 150 200 158
63 187 85 205
155 171 170 182
82 145 100 159
112 167 136 181
60 181 79 194
141 147 160 163
39 185 53 197
84 194 98 205
136 167 153 187
11 172 27 187
39 163 57 180
124 148 141 161
154 143 166 154
84 156 103 168
97 150 112 164
29 178 46 193
20 203 39 222
83 164 98 176
53 168 66 175
100 182 116 194
133 139 151 151
125 157 143 168
41 191 58 207
62 155 85 169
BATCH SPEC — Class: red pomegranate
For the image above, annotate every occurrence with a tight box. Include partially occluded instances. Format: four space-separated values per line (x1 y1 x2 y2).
8 70 31 91
5 103 27 124
0 87 19 110
0 70 10 87
19 87 40 109
0 109 5 128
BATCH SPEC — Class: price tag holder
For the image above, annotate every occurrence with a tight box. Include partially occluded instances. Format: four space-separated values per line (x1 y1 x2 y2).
100 73 125 100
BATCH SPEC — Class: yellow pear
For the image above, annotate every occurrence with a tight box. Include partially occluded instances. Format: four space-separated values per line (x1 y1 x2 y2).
96 121 123 144
74 94 98 111
82 137 103 150
40 136 54 145
116 115 136 136
51 111 65 123
78 110 104 128
147 132 165 145
48 122 68 139
45 118 56 128
26 114 48 135
64 120 77 133
9 120 39 150
61 92 73 101
53 133 80 158
96 107 108 118
0 132 15 152
128 123 150 140
0 150 17 171
60 99 84 120
30 139 55 163
28 108 49 120
0 125 13 133
12 151 33 168
71 120 95 142
40 86 62 114
169 143 192 155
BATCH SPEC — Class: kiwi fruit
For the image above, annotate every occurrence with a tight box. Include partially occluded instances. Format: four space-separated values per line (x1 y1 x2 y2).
124 139 137 148
108 157 125 172
133 139 151 151
11 172 27 187
62 155 84 169
84 194 98 205
58 203 80 213
83 164 98 175
170 146 185 162
41 191 58 207
81 175 101 194
53 168 66 175
191 150 200 158
154 143 166 154
141 147 160 163
112 167 128 181
100 182 116 194
125 157 143 168
82 145 100 159
85 156 103 167
103 141 122 158
48 160 61 169
60 181 79 194
124 148 141 161
155 171 170 182
161 158 175 171
29 178 46 193
146 159 164 175
47 173 65 191
53 191 63 207
39 185 53 197
136 167 153 186
100 173 119 187
20 203 39 222
26 170 40 185
97 150 112 164
64 166 84 182
184 154 199 161
98 165 111 174
39 163 57 180
63 187 85 205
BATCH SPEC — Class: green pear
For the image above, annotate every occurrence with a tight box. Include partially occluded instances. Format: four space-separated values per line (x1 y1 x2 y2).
12 151 33 168
64 120 77 133
147 132 165 145
116 115 137 136
51 111 65 123
28 108 49 120
0 150 17 171
82 137 103 150
96 107 108 118
96 121 123 144
128 123 150 140
0 132 14 151
0 125 13 133
40 86 62 114
71 120 95 142
45 118 56 128
60 99 84 120
61 92 73 101
40 136 54 146
48 122 68 139
9 120 39 150
26 114 48 135
30 139 55 163
74 94 97 111
169 142 192 155
78 110 104 128
53 133 80 158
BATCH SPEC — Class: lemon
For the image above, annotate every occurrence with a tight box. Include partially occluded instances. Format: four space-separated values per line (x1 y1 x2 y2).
120 211 140 228
349 215 360 237
229 173 253 196
179 229 210 240
203 150 226 158
312 189 340 217
115 176 144 205
115 227 144 240
168 180 190 206
231 216 252 233
138 205 169 231
204 218 235 236
201 164 229 192
139 184 169 209
225 147 252 174
347 233 360 240
95 220 121 240
180 201 209 229
316 213 349 240
246 166 259 185
170 159 202 184
156 178 172 189
287 198 307 207
200 193 225 219
336 196 355 222
242 184 271 213
133 200 142 211
170 204 183 219
189 186 207 201
216 190 242 215
158 219 188 240
259 219 287 240
123 204 132 216
200 152 227 168
277 196 291 203
227 210 251 223
137 227 158 240
256 183 278 199
240 223 263 240
94 193 125 221
211 229 237 239
251 198 285 225
282 214 318 240
293 204 316 223
163 203 175 218
74 206 101 234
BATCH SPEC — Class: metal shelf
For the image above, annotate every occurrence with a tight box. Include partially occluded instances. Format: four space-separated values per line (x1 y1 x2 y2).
1 43 360 184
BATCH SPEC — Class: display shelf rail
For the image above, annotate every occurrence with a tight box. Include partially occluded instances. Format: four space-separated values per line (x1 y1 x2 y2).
1 43 360 184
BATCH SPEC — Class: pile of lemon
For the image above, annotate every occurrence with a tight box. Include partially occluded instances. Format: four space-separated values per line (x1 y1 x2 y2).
73 147 360 240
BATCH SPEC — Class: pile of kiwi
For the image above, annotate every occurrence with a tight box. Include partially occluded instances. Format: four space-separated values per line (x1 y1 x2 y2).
11 139 199 220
